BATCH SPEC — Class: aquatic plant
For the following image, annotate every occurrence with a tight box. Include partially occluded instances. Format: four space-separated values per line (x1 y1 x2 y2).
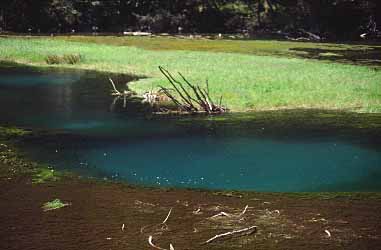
0 126 30 140
32 167 59 184
42 199 70 212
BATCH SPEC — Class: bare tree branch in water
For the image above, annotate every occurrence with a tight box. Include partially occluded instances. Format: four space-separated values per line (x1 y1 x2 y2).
158 66 228 114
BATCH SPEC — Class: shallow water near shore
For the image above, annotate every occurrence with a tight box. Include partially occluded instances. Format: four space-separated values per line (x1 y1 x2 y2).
1 66 381 192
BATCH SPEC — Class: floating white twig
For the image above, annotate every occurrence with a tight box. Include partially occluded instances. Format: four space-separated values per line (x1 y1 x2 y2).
108 78 121 95
193 208 201 214
121 223 125 231
325 229 331 237
162 208 172 224
210 211 232 218
204 225 257 244
148 236 175 250
238 205 249 217
210 205 249 219
141 208 173 233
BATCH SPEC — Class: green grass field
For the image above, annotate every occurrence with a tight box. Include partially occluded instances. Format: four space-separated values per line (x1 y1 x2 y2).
0 36 380 112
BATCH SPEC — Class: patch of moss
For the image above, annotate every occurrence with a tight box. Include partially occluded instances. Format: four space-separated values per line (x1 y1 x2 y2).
0 126 30 139
32 167 59 184
42 198 70 211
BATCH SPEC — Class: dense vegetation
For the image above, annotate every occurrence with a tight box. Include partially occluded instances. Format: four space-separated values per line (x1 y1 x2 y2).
0 0 380 40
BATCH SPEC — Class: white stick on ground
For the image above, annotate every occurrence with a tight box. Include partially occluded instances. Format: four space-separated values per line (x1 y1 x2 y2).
210 205 249 218
204 225 257 244
148 236 175 250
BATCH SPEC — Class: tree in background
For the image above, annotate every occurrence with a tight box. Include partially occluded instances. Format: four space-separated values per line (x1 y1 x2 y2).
0 0 378 40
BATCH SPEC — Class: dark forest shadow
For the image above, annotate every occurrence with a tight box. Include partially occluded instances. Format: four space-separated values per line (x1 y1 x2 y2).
289 47 381 67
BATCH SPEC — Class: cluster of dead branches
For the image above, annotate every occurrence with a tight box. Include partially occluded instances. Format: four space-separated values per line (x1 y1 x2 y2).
136 204 257 249
158 66 228 114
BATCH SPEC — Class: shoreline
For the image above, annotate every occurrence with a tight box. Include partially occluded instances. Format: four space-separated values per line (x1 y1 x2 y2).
1 124 381 197
1 123 381 249
1 133 381 250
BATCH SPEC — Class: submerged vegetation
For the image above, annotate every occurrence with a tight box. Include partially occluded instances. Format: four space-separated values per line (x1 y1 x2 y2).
0 37 380 112
32 167 59 184
42 199 70 212
0 126 30 139
0 126 61 183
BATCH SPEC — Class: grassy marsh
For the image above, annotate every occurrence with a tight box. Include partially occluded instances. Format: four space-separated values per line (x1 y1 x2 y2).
0 36 380 112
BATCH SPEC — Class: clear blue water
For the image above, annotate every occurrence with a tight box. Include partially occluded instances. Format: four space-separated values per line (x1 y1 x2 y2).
1 66 381 192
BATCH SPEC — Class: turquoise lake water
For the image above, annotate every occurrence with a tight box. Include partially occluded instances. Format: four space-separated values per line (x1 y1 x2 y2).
1 66 380 192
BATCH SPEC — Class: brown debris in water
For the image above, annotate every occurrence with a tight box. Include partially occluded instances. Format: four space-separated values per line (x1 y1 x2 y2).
1 177 381 250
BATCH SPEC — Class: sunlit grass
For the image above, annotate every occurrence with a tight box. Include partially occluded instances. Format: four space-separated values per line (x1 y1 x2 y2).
55 35 381 60
0 36 380 112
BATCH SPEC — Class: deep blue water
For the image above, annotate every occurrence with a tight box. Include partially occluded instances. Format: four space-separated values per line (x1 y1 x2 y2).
1 66 381 192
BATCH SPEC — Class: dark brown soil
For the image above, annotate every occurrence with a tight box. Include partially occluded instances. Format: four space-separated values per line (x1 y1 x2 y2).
1 174 381 250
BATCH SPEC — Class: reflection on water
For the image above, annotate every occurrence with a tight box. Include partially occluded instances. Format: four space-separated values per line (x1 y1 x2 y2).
0 66 144 129
1 66 381 192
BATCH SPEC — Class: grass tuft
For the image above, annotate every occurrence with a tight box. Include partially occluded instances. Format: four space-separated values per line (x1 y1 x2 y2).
45 54 81 65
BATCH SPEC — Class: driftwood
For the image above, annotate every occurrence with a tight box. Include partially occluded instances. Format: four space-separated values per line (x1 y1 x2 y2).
108 77 132 96
158 66 228 114
108 77 135 110
203 225 257 244
108 78 121 95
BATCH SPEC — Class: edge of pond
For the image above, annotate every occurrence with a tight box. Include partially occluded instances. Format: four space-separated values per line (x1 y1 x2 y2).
1 125 381 201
